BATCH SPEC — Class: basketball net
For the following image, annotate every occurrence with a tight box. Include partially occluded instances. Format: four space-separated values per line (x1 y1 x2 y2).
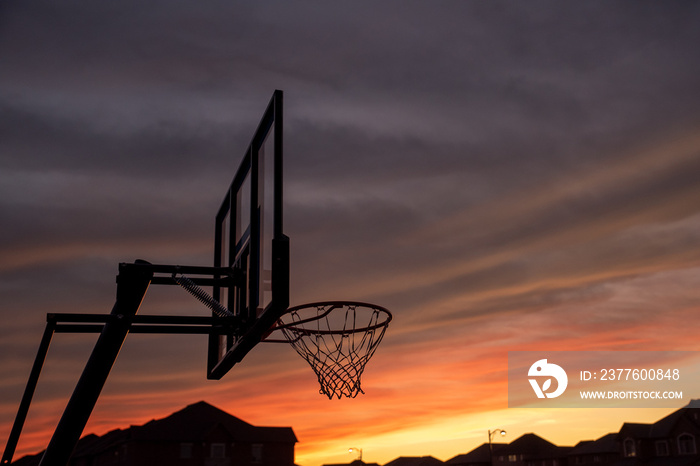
273 302 391 399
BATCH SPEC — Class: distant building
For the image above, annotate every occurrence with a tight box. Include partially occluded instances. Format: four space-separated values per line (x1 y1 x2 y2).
614 400 700 465
12 401 297 466
447 402 700 466
566 433 618 465
383 456 444 466
490 433 571 466
15 400 700 466
322 460 380 466
445 443 506 466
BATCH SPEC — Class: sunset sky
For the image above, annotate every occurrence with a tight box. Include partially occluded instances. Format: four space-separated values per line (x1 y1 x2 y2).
2 2 700 465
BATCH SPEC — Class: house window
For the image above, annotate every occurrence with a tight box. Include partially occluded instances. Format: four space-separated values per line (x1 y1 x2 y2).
655 440 669 456
252 444 263 463
210 443 226 458
509 454 517 461
593 455 601 462
678 433 696 455
623 438 636 457
180 443 193 459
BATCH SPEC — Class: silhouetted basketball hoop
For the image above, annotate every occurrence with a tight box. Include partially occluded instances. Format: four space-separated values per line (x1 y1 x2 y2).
268 301 392 399
2 91 393 466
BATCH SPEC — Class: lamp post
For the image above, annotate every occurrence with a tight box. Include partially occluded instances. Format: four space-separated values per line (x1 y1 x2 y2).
348 447 363 461
488 429 506 465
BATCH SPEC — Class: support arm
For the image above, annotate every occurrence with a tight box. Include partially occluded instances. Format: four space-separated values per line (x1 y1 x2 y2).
38 261 153 466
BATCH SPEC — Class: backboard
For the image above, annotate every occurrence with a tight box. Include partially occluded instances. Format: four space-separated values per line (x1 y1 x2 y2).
208 90 289 380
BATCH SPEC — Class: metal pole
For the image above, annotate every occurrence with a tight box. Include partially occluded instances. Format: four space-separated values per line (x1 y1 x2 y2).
488 429 506 466
1 322 56 465
38 261 153 466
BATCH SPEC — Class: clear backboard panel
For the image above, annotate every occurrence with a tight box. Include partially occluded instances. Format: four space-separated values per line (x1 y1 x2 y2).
208 90 289 379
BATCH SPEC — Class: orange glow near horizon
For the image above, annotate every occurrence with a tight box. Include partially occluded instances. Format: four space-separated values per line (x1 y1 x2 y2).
4 260 700 465
4 282 700 466
2 376 687 466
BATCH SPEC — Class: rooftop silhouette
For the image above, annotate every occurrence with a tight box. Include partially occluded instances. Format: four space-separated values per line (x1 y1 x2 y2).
10 401 296 466
11 401 700 466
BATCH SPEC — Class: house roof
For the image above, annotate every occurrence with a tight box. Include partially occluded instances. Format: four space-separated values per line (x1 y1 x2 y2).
12 401 296 466
322 460 380 466
569 433 618 456
494 433 566 458
447 435 571 463
123 400 296 443
650 405 700 437
618 403 700 440
618 422 654 439
68 401 297 458
7 452 43 466
383 456 444 466
72 429 130 457
445 443 506 464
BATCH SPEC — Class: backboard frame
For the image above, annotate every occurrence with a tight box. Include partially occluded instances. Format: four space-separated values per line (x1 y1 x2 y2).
208 90 289 380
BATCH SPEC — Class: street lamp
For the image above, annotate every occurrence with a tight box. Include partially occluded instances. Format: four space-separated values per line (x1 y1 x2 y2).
348 447 363 461
488 429 506 465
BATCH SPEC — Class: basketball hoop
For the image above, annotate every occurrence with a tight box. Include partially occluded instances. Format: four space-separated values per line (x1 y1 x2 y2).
268 301 392 399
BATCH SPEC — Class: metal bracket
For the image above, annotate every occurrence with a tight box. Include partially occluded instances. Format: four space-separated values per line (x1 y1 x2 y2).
2 260 244 466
